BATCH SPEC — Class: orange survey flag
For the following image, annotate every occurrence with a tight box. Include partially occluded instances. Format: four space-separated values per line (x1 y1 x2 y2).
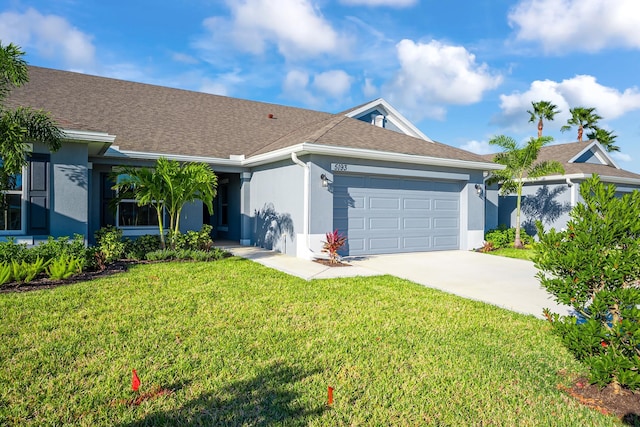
132 369 141 391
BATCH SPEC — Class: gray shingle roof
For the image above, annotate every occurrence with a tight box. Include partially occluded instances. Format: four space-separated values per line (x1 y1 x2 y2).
7 66 489 165
481 141 640 180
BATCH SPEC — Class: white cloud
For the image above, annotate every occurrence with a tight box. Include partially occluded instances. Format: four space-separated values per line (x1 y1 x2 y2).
384 39 502 120
496 75 640 132
201 0 341 61
509 0 640 53
313 70 352 98
171 52 199 64
0 8 95 69
363 77 377 98
282 69 354 105
611 152 632 162
340 0 417 7
460 140 494 155
199 69 245 96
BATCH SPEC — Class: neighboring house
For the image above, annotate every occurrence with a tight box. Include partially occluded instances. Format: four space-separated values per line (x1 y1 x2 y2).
4 66 502 258
484 140 640 236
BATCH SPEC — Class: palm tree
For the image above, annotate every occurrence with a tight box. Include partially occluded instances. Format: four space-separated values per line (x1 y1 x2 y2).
0 42 62 195
487 135 564 248
586 128 620 152
560 107 602 142
527 100 560 138
112 157 218 249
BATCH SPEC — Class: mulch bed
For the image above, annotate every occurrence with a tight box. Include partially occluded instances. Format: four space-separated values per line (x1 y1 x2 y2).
313 259 351 267
559 377 640 424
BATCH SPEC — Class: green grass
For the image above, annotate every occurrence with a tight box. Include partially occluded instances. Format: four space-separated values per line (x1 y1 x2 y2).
486 247 538 261
0 258 617 426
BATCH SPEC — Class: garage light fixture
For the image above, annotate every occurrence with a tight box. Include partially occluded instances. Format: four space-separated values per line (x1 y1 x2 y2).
475 183 483 196
320 174 329 187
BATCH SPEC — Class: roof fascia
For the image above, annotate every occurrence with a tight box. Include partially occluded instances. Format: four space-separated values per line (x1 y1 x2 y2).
62 129 115 156
521 173 640 186
568 141 620 169
105 148 244 166
344 98 433 142
244 142 504 171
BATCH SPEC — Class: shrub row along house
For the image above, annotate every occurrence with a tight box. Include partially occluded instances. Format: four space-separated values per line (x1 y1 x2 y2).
4 67 640 257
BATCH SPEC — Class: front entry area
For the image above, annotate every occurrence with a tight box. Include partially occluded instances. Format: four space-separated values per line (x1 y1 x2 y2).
333 175 461 256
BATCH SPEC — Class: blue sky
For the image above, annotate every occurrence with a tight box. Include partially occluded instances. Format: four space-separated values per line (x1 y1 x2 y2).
2 0 640 172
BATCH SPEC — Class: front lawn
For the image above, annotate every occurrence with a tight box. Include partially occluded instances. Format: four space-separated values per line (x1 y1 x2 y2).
485 247 538 261
0 259 615 425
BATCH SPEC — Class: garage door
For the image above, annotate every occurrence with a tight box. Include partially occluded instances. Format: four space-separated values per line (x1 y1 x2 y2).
333 175 461 256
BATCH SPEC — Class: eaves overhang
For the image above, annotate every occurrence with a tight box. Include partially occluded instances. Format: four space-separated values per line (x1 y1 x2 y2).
100 142 504 172
523 173 640 186
62 129 116 156
244 142 505 171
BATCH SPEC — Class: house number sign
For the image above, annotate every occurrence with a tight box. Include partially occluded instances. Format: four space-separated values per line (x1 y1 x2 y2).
331 163 349 172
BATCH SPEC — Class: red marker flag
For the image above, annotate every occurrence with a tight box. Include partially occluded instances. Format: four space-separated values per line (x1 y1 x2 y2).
327 386 334 405
132 369 141 392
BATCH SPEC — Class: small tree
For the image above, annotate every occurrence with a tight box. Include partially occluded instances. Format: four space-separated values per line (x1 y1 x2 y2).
112 157 218 249
535 175 640 391
487 135 564 248
586 128 620 153
0 42 62 197
527 100 560 138
561 107 602 142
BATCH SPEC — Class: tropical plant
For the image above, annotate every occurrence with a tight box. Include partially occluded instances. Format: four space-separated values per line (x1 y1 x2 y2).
535 175 640 391
46 255 83 280
172 224 213 252
111 157 217 249
0 262 12 285
586 128 620 152
322 229 347 264
560 107 602 142
486 135 564 248
11 257 49 283
527 100 560 138
0 42 62 199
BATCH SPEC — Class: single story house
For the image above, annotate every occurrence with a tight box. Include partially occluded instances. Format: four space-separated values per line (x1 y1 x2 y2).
484 140 640 236
4 66 502 258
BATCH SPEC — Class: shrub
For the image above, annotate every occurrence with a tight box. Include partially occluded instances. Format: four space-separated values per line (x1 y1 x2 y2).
47 255 83 280
536 175 640 391
322 229 347 264
0 238 28 264
95 225 126 264
27 235 90 267
125 234 162 260
172 224 213 251
485 226 532 249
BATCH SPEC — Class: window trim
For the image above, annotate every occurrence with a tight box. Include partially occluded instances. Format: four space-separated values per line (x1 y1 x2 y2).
0 166 26 235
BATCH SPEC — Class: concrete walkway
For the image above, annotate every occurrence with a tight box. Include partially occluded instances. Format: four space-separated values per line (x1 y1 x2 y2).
216 242 572 319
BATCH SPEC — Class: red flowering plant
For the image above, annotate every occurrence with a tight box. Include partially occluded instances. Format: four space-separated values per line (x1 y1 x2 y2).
322 230 347 264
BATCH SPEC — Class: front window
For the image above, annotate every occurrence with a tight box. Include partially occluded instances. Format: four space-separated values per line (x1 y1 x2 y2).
0 171 23 232
101 173 161 228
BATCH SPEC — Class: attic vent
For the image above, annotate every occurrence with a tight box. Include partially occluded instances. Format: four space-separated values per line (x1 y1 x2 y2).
372 114 385 128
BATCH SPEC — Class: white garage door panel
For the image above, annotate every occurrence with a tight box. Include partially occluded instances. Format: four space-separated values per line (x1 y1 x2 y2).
333 175 461 255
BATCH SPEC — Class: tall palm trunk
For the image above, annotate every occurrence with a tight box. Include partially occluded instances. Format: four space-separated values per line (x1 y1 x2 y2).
514 182 524 249
577 125 583 141
537 118 543 138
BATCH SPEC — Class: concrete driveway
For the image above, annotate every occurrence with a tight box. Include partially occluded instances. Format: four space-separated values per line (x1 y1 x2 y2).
348 250 573 319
